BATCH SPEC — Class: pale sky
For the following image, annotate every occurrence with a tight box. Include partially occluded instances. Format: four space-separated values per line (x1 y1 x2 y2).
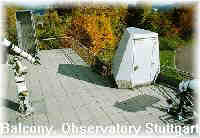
0 0 198 9
1 0 185 7
1 0 58 7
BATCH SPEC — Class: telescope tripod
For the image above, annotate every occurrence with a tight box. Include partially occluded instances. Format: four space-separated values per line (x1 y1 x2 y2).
10 56 33 119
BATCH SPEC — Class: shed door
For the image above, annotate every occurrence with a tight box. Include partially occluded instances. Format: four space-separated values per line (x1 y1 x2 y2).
132 38 154 86
150 38 159 82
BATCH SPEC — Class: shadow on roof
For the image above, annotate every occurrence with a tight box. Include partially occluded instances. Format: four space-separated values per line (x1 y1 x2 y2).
58 64 115 88
114 94 160 112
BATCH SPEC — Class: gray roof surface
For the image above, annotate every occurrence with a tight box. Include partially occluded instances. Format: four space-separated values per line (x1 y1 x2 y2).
0 48 186 135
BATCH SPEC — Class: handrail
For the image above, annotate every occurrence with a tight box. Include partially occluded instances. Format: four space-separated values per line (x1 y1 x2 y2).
38 35 194 83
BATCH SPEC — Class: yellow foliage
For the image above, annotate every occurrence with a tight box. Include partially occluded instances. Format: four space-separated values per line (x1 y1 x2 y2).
5 7 16 27
72 15 117 55
5 6 24 43
71 6 127 56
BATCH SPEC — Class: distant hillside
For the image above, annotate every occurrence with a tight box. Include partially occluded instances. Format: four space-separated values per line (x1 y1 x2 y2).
32 9 46 15
152 3 180 12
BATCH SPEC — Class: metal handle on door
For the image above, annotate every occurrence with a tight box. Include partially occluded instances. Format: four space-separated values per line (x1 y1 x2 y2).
134 65 139 71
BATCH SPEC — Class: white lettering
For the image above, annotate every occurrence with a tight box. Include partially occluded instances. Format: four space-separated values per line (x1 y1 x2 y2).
145 123 154 134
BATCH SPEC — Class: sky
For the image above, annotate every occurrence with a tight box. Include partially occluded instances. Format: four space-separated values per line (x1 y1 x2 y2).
2 0 56 7
0 0 187 8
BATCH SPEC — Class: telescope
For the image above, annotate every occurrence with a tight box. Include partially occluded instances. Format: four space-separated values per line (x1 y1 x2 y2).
2 38 40 65
167 79 199 122
1 37 40 117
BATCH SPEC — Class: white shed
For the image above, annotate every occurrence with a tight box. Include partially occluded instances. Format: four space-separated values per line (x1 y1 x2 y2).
112 27 160 88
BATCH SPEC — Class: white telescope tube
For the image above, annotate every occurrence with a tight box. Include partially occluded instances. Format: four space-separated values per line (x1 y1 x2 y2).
2 38 37 64
9 44 36 64
179 79 200 92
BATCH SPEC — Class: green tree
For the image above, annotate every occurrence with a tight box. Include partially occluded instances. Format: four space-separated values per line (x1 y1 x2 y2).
36 9 64 49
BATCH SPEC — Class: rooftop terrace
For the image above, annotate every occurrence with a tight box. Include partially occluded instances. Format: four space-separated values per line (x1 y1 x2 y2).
1 48 187 135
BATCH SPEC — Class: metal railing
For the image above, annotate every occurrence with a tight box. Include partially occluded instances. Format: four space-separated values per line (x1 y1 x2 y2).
39 35 194 87
39 35 96 65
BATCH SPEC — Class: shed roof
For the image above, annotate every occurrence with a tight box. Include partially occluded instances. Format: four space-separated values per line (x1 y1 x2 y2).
127 27 158 39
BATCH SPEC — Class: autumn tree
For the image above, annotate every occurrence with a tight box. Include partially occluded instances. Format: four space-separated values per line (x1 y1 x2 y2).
5 6 24 44
170 4 195 40
69 5 127 56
